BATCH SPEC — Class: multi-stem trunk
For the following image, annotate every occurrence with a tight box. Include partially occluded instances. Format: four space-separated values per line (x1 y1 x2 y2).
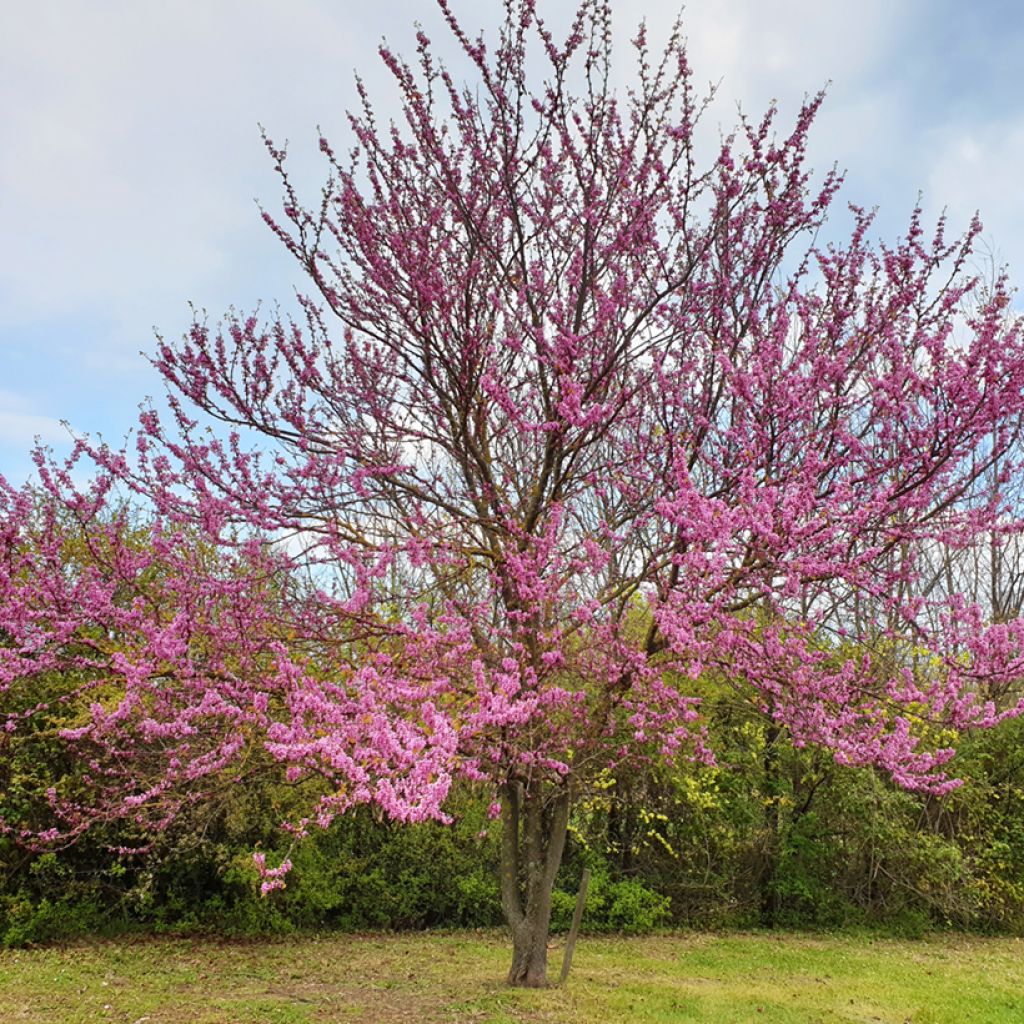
500 779 571 987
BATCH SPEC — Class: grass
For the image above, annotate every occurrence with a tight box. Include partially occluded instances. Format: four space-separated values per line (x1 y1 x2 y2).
2 930 1023 1022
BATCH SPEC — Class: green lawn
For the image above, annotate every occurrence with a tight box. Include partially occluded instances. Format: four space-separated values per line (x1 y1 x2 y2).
1 930 1022 1022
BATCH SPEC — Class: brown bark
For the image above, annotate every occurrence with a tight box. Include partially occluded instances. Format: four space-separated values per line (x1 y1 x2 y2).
500 780 570 987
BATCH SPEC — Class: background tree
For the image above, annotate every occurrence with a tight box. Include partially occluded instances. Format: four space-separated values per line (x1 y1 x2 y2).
7 0 1024 987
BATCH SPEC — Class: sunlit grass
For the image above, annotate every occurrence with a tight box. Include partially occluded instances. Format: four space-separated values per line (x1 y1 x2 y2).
2 930 1022 1022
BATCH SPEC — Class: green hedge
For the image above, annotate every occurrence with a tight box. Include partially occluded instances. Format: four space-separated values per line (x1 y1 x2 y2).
6 703 1024 946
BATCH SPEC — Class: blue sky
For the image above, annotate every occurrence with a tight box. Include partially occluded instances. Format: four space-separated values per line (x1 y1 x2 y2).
2 1 1022 482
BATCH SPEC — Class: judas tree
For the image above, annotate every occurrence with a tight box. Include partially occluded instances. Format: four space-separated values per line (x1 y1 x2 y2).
7 0 1024 987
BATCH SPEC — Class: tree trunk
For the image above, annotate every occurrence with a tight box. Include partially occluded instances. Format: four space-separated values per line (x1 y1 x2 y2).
508 915 552 988
500 780 570 987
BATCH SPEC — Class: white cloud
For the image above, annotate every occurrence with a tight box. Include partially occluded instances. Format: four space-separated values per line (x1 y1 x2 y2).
925 118 1024 280
623 1 912 109
0 0 421 348
0 389 67 447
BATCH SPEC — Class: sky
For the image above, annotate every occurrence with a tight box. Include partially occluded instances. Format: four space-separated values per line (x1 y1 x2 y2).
2 0 1023 482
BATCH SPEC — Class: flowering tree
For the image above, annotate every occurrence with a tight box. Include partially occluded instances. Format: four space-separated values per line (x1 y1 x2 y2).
0 472 456 856
6 0 1024 987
